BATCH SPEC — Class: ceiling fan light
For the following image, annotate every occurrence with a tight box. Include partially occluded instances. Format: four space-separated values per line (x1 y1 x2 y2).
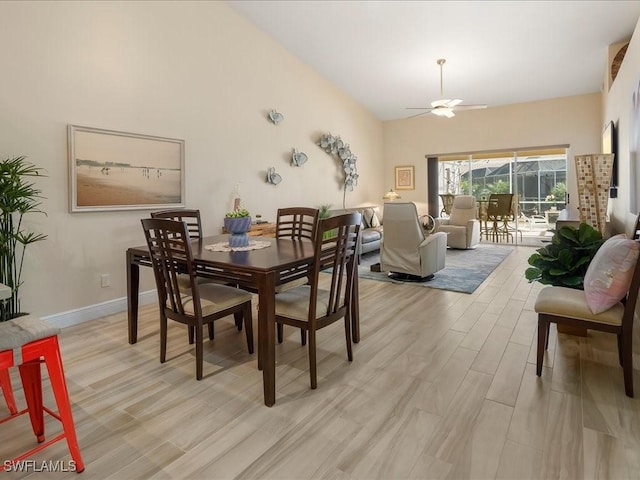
431 99 450 108
431 107 455 118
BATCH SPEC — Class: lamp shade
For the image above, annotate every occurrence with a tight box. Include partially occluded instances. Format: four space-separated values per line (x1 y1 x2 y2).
382 189 401 201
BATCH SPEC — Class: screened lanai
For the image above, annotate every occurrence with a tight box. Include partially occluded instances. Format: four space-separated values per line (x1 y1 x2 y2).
437 148 568 246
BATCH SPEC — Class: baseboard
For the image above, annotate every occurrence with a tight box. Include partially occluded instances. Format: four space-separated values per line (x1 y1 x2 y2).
41 290 157 329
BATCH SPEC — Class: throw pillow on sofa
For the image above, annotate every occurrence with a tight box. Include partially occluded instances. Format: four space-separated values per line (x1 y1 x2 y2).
362 208 381 228
583 234 640 314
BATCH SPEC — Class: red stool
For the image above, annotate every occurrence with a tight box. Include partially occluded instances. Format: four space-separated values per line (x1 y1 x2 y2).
0 368 18 414
0 315 84 473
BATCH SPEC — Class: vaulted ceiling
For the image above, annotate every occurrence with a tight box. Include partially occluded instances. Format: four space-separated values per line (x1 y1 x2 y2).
227 1 640 121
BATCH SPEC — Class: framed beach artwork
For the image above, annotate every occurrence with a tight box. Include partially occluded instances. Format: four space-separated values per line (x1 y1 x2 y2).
395 165 415 190
68 125 185 212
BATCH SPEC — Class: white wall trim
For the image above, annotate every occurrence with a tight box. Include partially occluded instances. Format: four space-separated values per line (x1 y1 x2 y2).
42 290 157 329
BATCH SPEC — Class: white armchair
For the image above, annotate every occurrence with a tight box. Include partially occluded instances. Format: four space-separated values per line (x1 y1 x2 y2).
435 195 481 249
380 202 447 281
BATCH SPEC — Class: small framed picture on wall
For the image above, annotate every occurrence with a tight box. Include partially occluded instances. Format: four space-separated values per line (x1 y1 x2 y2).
395 165 415 190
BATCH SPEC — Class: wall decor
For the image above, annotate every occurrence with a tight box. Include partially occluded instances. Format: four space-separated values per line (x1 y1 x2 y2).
266 167 282 185
317 133 358 208
291 148 308 167
395 165 415 190
268 110 284 125
68 125 185 212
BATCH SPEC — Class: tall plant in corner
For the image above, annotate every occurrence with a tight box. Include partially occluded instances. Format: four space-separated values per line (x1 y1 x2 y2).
0 156 47 321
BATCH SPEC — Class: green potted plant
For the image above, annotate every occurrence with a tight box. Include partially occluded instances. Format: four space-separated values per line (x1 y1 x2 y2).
318 204 335 239
224 208 252 247
0 156 47 321
525 223 603 289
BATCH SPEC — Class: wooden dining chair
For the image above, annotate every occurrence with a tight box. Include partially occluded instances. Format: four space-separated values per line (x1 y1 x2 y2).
275 207 320 345
276 207 319 243
151 208 204 240
274 212 361 389
141 218 254 380
151 209 242 338
534 238 640 397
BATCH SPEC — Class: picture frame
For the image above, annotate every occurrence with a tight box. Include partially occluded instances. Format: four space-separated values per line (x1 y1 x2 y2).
395 165 415 190
68 125 185 212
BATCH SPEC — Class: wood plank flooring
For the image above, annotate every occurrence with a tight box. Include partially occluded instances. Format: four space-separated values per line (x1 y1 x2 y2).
2 246 640 479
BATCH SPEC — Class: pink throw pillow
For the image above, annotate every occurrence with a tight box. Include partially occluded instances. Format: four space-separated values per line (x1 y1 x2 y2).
584 234 640 314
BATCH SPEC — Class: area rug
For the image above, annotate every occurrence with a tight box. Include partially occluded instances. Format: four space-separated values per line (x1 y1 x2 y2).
358 244 514 294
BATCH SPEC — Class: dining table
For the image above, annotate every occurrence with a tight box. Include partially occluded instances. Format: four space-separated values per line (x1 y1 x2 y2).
126 234 360 407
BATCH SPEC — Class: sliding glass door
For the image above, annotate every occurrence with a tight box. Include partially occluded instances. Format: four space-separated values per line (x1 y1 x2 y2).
437 148 567 246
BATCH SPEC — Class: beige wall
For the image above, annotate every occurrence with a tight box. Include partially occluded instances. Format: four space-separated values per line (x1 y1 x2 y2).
382 94 603 216
0 1 384 318
2 1 637 322
603 17 640 235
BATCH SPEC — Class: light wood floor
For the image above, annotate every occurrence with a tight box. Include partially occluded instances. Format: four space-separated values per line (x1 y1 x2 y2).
2 246 640 479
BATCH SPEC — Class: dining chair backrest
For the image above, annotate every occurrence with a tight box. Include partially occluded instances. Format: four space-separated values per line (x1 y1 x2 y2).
487 193 514 218
439 194 456 216
141 218 201 319
151 209 203 240
276 207 319 241
310 212 361 322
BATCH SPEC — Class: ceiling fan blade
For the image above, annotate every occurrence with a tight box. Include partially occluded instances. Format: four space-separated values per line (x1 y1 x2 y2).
406 110 432 119
452 104 488 111
406 59 487 119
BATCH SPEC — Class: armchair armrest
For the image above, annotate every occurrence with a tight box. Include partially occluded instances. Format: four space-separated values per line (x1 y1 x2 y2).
435 218 450 228
465 219 481 246
418 232 447 274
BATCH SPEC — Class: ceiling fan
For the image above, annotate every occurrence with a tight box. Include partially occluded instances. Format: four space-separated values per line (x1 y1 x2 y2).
406 58 487 118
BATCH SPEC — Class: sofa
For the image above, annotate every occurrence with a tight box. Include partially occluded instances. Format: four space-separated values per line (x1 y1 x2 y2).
329 206 383 256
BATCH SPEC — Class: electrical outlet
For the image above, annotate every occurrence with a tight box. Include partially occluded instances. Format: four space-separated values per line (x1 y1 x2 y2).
100 274 110 288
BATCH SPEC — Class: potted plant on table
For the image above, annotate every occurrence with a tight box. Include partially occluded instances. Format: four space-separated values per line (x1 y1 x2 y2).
0 156 47 321
224 208 252 247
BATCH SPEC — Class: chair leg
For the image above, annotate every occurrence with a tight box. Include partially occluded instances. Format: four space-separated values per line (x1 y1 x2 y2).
621 333 634 397
195 322 204 381
536 317 547 376
277 323 284 344
0 368 17 415
344 314 353 362
544 322 551 350
208 322 214 341
617 333 623 366
243 302 254 355
18 361 45 442
234 312 243 332
41 337 85 472
300 329 306 346
160 313 168 364
308 328 317 389
188 326 195 345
